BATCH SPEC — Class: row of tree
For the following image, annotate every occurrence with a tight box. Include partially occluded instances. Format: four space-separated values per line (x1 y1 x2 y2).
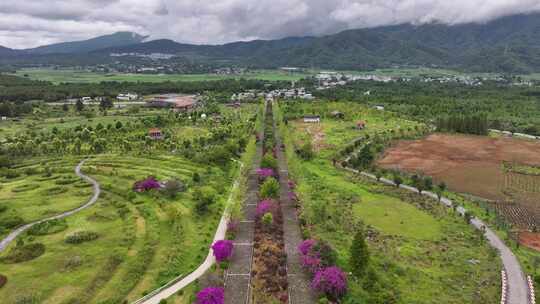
435 113 489 135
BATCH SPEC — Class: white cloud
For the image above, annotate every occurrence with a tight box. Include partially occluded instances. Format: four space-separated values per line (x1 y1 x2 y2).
0 0 539 49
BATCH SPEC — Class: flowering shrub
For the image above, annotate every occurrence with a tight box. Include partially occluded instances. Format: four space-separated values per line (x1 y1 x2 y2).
298 239 317 255
311 267 348 300
288 180 296 189
196 287 224 304
133 176 161 192
211 240 234 262
255 199 276 218
256 168 275 181
301 253 322 274
288 191 298 202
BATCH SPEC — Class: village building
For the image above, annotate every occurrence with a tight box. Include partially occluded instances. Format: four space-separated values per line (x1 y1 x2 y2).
148 128 163 140
117 93 139 101
330 111 345 119
304 115 321 123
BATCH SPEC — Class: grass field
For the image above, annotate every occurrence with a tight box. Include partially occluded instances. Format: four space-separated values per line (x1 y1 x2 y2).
13 68 310 84
0 154 236 304
278 101 501 303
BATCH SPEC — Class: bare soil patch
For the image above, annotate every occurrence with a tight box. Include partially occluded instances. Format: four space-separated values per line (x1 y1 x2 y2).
519 232 540 252
378 133 540 201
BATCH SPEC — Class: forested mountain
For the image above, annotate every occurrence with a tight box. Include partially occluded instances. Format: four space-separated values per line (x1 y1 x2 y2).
24 32 148 55
1 13 540 72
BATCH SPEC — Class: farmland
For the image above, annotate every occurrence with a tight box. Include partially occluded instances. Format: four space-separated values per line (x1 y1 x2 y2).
12 68 310 84
377 133 540 201
276 101 501 303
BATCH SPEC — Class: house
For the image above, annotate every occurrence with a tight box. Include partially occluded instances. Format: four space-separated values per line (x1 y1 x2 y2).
374 105 385 111
148 128 163 140
356 120 367 130
330 111 345 119
304 115 321 123
81 97 92 102
117 93 139 101
0 116 7 121
173 99 196 112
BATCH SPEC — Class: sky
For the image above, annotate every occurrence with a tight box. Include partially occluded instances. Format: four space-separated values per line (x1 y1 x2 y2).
1 0 540 49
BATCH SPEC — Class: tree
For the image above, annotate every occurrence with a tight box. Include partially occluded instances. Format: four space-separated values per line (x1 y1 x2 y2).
194 186 217 214
350 229 369 277
75 99 84 112
393 174 403 188
423 176 433 192
163 179 185 198
435 182 447 201
375 170 383 181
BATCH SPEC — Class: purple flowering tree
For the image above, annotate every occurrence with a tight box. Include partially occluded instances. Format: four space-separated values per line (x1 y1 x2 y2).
196 287 224 304
311 266 348 299
133 176 161 192
211 240 234 262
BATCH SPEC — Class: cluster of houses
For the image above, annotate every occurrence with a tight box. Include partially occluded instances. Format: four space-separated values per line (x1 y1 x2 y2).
231 88 314 102
315 72 394 90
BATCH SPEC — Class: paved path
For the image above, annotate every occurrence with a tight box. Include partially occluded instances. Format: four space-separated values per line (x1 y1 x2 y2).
343 168 529 304
273 106 317 304
133 160 245 304
0 159 100 253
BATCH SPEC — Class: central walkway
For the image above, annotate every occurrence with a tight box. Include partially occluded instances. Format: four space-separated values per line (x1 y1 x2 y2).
224 112 264 304
273 105 317 304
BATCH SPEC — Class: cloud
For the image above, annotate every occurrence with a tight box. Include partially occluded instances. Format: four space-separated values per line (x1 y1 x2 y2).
0 0 539 49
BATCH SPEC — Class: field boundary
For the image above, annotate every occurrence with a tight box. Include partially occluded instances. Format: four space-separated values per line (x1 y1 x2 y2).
0 159 100 252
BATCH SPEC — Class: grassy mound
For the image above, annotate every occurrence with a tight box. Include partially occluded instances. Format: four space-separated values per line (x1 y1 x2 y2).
1 243 45 264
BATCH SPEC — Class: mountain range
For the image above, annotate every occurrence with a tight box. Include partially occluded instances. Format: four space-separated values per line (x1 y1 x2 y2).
1 13 540 73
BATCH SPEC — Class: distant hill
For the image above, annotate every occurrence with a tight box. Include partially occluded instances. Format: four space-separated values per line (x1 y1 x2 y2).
1 13 540 73
25 32 148 55
0 46 19 56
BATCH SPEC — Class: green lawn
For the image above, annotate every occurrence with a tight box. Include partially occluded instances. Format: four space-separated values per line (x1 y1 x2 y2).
13 68 310 84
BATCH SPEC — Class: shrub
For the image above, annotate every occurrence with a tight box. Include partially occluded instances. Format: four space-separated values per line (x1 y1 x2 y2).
297 141 314 160
27 219 68 236
11 184 40 193
262 213 273 226
64 231 99 244
256 168 275 182
211 240 234 262
259 177 279 199
158 299 167 304
163 179 186 198
62 256 83 271
0 205 7 214
45 186 68 195
261 154 278 170
196 287 224 304
311 267 347 300
1 243 45 264
0 274 6 288
298 239 317 255
194 186 218 215
0 215 24 229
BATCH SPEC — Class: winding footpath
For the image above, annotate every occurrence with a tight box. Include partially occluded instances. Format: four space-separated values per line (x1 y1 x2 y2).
0 159 101 253
133 159 245 304
343 168 529 304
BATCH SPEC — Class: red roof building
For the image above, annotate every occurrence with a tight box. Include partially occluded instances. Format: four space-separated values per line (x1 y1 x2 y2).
149 128 163 140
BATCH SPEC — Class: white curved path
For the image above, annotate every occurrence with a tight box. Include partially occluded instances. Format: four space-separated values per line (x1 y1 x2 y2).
344 168 529 304
131 160 244 304
0 159 101 253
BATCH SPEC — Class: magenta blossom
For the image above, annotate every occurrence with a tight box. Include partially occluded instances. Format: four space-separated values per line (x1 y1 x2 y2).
298 239 317 255
256 168 275 180
211 240 234 262
311 266 348 299
133 176 161 192
196 287 224 304
256 199 276 218
301 254 322 274
288 180 296 189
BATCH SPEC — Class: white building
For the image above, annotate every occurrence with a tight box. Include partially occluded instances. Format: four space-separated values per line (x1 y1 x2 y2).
303 115 321 123
117 93 139 101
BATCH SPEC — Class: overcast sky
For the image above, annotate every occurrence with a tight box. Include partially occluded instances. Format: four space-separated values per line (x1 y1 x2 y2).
1 0 539 49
